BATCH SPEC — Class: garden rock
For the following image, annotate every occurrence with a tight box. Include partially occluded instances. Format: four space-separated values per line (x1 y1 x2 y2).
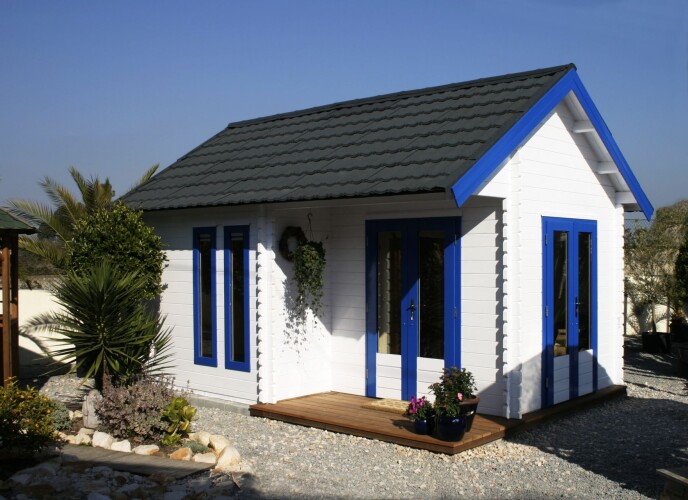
92 431 114 449
78 427 95 436
82 389 102 428
74 433 92 446
215 445 241 471
209 434 232 454
132 444 159 455
192 430 211 447
169 447 192 461
111 439 132 453
192 452 217 464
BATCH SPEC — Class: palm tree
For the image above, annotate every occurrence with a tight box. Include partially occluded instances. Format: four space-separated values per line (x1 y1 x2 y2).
5 165 158 270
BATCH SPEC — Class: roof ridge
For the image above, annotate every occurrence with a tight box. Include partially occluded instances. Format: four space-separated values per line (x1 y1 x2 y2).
227 64 576 129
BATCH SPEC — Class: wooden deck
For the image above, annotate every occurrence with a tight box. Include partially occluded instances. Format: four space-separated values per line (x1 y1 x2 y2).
249 385 626 455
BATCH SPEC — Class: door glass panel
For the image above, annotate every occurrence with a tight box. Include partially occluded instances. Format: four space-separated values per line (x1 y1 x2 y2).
578 233 591 351
377 232 402 354
553 231 568 357
419 231 444 359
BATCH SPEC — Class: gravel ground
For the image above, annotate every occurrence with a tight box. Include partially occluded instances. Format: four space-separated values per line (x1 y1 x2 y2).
193 337 688 499
24 337 688 498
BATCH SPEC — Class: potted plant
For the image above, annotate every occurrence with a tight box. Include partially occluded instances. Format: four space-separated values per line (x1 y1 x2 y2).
404 396 434 435
429 367 479 441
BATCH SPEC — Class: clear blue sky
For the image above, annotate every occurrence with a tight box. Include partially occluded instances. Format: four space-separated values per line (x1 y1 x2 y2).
1 1 686 212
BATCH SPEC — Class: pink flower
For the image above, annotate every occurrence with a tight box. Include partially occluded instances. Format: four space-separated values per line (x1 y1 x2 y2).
457 392 463 401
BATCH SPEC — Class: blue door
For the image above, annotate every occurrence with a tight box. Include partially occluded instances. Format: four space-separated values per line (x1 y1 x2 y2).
542 217 597 407
365 217 460 401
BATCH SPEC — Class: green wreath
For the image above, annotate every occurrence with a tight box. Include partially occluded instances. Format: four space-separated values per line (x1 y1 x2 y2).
278 226 307 262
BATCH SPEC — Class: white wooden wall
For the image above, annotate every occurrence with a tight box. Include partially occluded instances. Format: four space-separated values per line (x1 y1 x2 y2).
327 196 506 416
145 100 627 419
145 207 259 405
478 100 625 417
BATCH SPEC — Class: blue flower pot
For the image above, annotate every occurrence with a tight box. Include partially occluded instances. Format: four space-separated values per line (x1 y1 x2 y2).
436 415 467 441
414 418 434 435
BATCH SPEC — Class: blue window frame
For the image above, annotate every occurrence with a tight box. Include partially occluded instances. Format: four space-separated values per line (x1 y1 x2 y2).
224 226 250 372
193 227 217 367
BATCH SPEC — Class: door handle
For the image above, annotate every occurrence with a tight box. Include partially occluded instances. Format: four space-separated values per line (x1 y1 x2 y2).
409 299 416 321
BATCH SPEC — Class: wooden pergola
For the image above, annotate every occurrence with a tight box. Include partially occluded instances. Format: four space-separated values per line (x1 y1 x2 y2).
0 209 36 386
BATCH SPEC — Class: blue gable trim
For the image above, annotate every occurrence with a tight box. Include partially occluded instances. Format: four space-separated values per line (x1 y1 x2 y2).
451 69 653 220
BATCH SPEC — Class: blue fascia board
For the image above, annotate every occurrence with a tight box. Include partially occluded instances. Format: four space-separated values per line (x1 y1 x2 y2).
451 69 653 220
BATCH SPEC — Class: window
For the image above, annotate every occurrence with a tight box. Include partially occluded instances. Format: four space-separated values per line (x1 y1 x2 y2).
224 226 250 371
193 227 217 366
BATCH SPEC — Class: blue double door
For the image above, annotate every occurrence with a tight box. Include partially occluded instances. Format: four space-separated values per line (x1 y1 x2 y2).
542 217 598 407
365 217 461 401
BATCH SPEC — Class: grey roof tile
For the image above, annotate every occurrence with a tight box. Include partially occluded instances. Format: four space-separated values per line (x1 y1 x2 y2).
124 64 575 211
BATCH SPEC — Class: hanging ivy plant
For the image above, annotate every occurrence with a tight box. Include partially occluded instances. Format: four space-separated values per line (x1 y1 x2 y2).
292 239 326 318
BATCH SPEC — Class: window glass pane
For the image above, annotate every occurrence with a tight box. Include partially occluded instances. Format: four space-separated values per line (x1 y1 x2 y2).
230 232 245 362
578 233 592 351
377 232 401 354
198 233 213 358
419 230 444 359
553 231 568 357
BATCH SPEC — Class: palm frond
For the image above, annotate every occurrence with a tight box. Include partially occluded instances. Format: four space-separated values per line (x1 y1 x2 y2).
126 164 159 193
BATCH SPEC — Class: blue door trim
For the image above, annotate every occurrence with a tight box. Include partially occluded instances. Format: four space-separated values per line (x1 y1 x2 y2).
365 217 461 400
542 217 597 407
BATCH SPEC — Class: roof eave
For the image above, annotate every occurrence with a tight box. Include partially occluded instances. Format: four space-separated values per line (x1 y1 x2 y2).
451 69 654 221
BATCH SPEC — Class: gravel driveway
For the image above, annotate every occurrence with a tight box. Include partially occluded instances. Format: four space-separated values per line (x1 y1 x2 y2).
196 337 688 498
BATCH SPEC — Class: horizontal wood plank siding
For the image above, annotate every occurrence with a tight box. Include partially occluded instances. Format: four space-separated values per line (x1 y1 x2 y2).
145 207 259 405
486 101 624 415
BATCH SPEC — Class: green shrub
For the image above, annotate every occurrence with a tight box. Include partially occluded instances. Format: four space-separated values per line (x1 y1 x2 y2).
68 202 167 300
50 400 72 432
161 433 182 447
161 396 197 442
0 378 58 454
184 439 210 454
96 376 175 444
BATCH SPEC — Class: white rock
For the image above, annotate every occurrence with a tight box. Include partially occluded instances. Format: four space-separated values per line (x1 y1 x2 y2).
192 452 217 464
73 410 83 419
92 431 114 449
194 430 211 447
87 493 112 500
10 471 35 486
133 444 160 455
75 433 92 446
209 434 232 454
65 434 78 444
111 439 132 453
214 445 241 471
169 447 192 461
78 427 95 436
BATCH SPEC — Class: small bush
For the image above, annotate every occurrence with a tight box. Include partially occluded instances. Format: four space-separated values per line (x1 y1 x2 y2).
161 433 182 447
50 401 72 432
161 396 197 442
96 376 175 444
0 378 58 454
184 439 210 454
